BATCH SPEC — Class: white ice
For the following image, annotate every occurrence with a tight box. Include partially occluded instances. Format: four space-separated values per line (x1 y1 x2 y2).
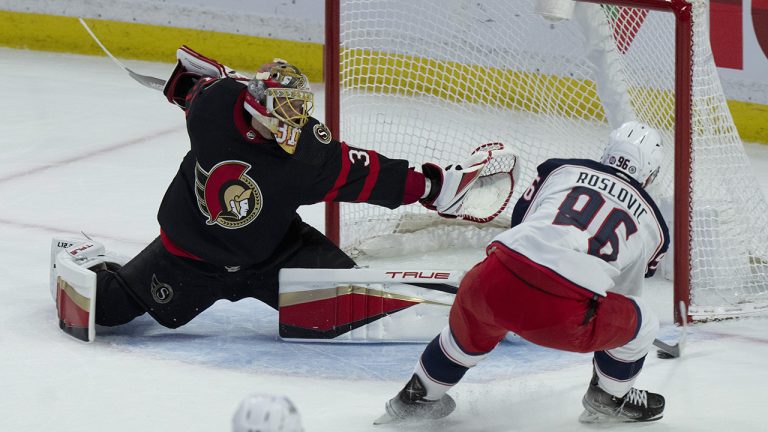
1 48 767 431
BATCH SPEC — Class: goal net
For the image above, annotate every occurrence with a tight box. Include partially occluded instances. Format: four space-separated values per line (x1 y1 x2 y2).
325 0 768 321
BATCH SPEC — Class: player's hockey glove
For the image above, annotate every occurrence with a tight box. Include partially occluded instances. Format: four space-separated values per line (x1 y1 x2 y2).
163 45 249 108
420 142 520 223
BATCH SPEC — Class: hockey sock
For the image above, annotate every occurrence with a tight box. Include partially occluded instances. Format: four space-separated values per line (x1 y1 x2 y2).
593 352 647 397
414 326 490 400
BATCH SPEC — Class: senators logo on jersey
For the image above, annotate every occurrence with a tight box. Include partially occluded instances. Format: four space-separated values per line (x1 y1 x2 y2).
194 160 263 229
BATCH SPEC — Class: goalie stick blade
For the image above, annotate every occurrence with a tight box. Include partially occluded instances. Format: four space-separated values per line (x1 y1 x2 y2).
127 69 167 91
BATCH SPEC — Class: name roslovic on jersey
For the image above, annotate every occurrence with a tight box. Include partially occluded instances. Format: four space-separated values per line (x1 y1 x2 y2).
494 159 669 297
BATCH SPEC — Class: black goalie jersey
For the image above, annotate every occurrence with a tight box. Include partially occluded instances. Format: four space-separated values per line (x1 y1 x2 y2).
157 78 414 267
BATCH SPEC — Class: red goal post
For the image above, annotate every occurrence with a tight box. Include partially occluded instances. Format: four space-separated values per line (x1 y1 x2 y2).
324 0 768 324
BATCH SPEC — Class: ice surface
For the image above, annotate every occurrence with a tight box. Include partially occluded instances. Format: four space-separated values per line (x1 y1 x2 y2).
1 48 767 431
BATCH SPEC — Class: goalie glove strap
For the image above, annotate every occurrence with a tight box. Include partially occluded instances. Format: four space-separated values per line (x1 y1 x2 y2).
419 163 444 210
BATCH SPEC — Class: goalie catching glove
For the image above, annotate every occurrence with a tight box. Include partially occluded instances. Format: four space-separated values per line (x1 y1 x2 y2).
420 143 521 223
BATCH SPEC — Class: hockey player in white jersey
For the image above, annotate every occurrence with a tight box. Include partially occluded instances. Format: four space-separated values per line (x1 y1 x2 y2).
376 121 669 425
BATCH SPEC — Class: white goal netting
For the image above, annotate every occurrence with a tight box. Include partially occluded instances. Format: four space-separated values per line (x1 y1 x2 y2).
333 0 768 319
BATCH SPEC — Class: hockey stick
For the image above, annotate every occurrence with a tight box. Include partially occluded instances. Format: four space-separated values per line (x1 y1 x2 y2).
653 301 688 359
78 18 167 91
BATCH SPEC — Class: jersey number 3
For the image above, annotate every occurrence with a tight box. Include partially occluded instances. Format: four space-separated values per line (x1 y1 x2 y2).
553 186 638 262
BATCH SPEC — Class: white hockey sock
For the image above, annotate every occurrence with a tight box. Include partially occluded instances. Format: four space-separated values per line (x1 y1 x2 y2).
414 326 490 400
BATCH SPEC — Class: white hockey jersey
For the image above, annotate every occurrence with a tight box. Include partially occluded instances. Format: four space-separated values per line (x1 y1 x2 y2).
493 159 669 297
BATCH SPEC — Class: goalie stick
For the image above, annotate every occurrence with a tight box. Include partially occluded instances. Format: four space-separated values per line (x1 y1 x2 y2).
78 18 167 91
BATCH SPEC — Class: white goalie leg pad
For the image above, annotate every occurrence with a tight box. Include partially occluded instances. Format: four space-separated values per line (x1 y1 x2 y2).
52 239 130 342
50 238 90 302
278 268 462 342
54 241 105 342
596 296 659 397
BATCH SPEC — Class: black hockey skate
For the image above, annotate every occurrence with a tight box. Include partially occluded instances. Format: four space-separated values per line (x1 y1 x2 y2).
579 371 665 423
373 374 456 425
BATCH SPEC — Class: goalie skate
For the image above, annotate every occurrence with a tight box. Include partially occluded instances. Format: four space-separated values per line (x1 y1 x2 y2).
373 374 456 425
579 372 665 423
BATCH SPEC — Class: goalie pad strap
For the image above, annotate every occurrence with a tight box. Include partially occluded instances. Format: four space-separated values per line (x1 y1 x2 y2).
419 163 443 209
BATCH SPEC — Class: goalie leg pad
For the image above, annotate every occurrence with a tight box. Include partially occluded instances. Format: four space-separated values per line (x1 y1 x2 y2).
50 237 88 302
54 240 105 342
52 239 131 342
278 268 461 342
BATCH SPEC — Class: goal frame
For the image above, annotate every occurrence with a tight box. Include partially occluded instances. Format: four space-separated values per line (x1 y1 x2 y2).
324 0 694 324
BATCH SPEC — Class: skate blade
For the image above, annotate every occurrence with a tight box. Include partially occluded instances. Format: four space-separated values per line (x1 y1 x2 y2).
579 409 663 424
373 411 399 425
579 409 617 424
373 411 433 426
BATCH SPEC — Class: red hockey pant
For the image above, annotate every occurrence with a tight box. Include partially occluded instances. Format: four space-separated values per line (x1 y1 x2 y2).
449 243 639 354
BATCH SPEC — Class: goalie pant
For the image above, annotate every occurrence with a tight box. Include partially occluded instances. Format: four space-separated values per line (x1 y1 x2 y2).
95 217 355 328
411 243 659 401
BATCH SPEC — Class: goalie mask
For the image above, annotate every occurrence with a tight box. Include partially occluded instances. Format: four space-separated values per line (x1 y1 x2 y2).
601 121 663 188
243 59 314 136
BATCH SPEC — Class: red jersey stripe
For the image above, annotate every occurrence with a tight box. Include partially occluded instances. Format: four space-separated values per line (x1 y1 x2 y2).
160 230 204 261
323 142 352 202
356 150 380 202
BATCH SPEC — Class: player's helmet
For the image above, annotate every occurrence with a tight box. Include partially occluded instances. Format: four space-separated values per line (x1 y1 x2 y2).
601 121 663 188
243 59 314 134
232 393 303 432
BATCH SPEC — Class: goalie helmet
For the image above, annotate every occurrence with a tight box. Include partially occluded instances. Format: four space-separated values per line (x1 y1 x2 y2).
601 121 663 188
232 393 303 432
243 59 314 135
